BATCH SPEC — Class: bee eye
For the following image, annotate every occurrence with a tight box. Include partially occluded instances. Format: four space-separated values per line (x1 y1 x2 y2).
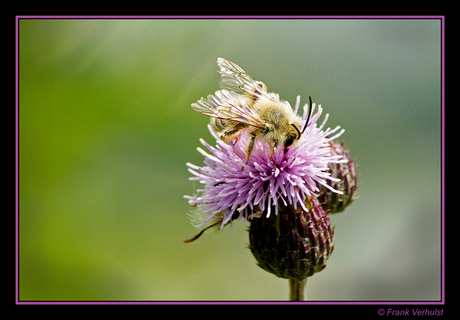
288 124 301 147
285 136 295 147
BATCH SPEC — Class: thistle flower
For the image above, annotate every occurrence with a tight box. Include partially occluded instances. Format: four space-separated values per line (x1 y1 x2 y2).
249 196 334 280
318 141 358 214
184 84 357 300
184 100 345 230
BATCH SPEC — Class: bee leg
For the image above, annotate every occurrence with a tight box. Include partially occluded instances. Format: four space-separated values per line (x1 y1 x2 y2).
272 140 281 153
246 132 257 162
183 221 220 243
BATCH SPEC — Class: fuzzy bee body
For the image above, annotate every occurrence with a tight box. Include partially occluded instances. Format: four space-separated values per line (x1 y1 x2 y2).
186 58 314 242
192 58 306 160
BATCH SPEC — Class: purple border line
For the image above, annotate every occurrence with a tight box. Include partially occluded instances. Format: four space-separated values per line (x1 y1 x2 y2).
16 15 445 19
440 16 445 304
15 301 445 306
15 15 445 306
15 15 20 305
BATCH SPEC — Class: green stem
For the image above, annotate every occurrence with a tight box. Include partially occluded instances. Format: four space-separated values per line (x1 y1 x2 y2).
289 278 307 301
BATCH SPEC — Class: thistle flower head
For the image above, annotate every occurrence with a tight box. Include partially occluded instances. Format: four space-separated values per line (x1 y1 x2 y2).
249 196 334 279
318 141 359 214
184 98 346 229
185 58 358 299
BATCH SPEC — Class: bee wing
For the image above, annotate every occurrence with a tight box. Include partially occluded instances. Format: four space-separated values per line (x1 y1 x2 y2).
192 89 264 129
217 58 275 102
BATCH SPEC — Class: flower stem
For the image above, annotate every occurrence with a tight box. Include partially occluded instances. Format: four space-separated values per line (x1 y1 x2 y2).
289 278 307 301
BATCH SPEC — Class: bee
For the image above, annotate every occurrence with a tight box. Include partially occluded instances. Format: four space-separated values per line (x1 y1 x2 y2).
192 58 312 160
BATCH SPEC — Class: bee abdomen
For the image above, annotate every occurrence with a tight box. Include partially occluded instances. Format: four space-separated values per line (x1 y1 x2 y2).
212 118 229 131
210 118 247 141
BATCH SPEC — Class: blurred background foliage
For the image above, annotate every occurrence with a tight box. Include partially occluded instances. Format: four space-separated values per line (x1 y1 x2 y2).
18 18 441 301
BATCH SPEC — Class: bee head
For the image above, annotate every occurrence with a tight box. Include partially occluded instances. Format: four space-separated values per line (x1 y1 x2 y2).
285 96 313 148
286 124 301 147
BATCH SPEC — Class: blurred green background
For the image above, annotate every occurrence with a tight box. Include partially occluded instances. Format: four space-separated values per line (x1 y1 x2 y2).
18 18 442 301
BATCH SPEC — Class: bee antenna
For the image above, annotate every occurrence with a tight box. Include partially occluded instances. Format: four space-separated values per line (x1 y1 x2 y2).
291 123 301 138
301 96 313 135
